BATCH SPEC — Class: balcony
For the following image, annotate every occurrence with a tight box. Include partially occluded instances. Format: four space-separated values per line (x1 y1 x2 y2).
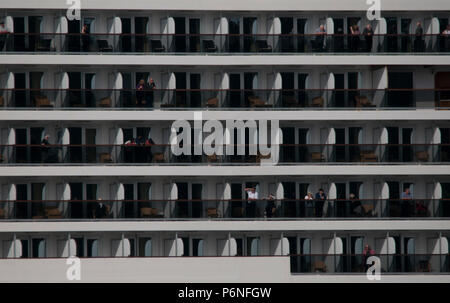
0 198 449 220
290 254 450 274
1 88 449 109
1 33 450 54
1 144 449 165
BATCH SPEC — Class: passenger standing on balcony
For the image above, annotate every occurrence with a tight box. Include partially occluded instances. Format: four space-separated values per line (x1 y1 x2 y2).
443 25 450 52
245 187 258 218
401 187 413 217
314 188 327 217
313 25 326 52
264 194 276 218
349 25 360 52
144 137 155 162
41 134 51 163
363 24 374 52
145 78 156 108
136 79 146 107
0 21 10 51
92 198 108 219
414 22 424 52
349 193 362 217
362 244 376 271
304 192 314 217
81 24 90 52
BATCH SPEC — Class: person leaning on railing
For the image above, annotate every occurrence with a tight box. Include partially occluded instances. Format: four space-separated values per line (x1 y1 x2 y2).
362 24 374 52
414 22 424 52
362 244 376 272
314 188 327 217
349 24 361 52
304 192 314 217
244 187 258 218
313 25 326 52
41 134 51 163
264 194 276 218
443 24 450 52
81 24 90 52
0 21 10 51
145 78 156 108
136 79 146 107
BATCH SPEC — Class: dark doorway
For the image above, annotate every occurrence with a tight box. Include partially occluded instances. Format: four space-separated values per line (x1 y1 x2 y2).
387 127 400 162
191 183 203 218
30 127 44 163
296 19 307 52
120 18 132 52
69 127 82 163
28 16 42 52
135 17 148 52
67 19 81 51
124 184 137 218
281 127 295 163
435 72 450 107
387 181 401 217
280 17 294 52
174 17 186 52
401 19 412 52
348 72 358 107
68 72 82 107
282 182 297 217
441 128 450 162
13 17 25 51
388 72 413 107
334 73 345 107
14 73 27 107
298 73 308 107
333 18 344 52
16 184 29 219
175 72 187 107
229 74 241 107
386 17 398 52
176 182 188 218
231 183 243 218
15 128 27 163
348 127 362 162
243 17 257 52
281 72 295 107
298 128 309 162
335 128 346 162
189 19 200 52
441 183 450 217
190 73 201 107
228 18 240 52
69 183 83 218
244 72 257 107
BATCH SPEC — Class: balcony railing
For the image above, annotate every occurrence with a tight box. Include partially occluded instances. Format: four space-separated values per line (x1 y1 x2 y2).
1 33 450 54
1 144 449 165
0 199 449 220
290 254 450 274
1 88 450 109
0 252 448 274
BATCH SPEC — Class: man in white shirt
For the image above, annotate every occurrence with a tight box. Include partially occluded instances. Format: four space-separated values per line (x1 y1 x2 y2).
245 187 258 217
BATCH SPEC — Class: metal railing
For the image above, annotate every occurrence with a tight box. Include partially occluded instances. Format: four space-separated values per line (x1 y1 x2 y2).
1 33 450 53
1 88 450 109
290 254 450 273
0 198 449 220
1 144 449 165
